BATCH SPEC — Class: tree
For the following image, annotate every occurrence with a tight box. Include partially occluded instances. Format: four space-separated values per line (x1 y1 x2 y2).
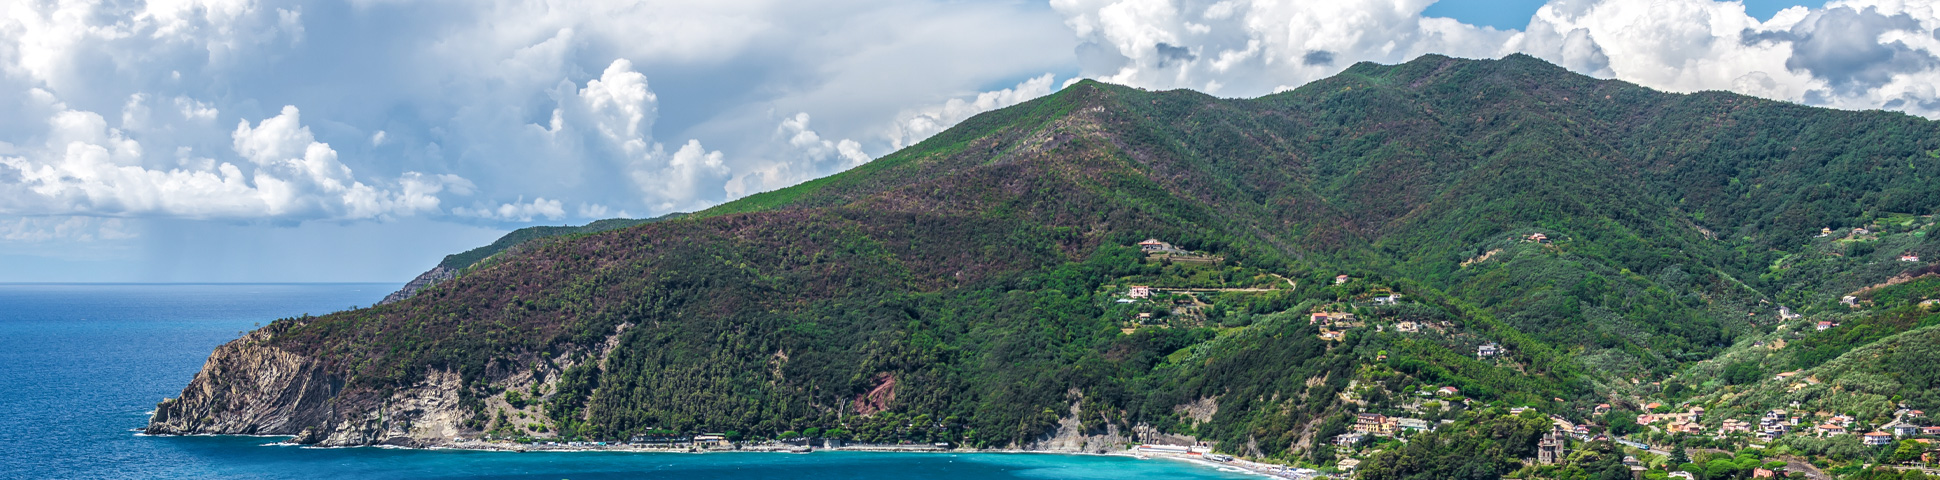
1892 440 1925 464
1670 445 1690 465
1607 411 1641 436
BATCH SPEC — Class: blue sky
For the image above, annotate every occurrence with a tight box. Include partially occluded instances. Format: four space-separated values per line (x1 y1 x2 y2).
1425 0 1819 30
4 0 1937 282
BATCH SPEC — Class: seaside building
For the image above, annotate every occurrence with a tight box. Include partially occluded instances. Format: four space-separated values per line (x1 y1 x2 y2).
1862 432 1893 446
1537 427 1567 464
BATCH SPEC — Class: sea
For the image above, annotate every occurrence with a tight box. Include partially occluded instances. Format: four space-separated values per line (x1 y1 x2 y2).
0 283 1257 479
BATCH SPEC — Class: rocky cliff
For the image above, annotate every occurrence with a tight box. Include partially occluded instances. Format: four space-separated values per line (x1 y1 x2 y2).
377 265 453 305
145 328 473 447
146 329 342 438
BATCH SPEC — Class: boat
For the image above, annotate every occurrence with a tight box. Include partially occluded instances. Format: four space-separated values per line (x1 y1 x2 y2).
787 446 813 454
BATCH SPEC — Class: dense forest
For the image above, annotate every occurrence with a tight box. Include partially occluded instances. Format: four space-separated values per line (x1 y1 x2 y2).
165 54 1940 475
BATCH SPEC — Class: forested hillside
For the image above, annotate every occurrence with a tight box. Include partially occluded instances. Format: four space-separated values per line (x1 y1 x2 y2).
153 54 1940 473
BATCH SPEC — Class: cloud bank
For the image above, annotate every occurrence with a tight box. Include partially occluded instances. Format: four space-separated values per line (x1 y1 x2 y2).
1052 0 1940 117
7 0 1940 281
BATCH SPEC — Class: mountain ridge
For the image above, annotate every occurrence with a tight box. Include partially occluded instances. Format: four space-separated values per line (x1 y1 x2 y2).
147 54 1940 474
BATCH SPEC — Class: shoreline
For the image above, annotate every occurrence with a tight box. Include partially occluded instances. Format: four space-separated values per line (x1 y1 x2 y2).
140 432 1310 477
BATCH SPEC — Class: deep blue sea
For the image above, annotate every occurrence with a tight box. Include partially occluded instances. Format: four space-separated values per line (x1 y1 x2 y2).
0 284 1254 479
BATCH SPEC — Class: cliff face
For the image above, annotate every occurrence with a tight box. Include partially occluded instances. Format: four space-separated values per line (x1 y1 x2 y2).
146 330 342 438
377 265 453 305
145 329 472 447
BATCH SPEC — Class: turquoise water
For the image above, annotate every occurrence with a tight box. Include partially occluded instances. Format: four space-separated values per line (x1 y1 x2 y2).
0 284 1253 479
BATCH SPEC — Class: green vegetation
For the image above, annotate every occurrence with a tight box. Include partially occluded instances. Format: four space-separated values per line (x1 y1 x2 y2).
230 54 1940 473
437 215 680 273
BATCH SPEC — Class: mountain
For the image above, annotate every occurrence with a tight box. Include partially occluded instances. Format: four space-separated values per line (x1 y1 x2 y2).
147 54 1940 468
378 215 682 305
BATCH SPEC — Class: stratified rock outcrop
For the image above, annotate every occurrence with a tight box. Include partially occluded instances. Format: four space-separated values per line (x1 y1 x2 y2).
377 265 454 305
146 330 342 438
146 328 478 447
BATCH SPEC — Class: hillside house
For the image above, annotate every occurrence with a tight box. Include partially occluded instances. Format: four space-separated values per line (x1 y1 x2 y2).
1137 238 1181 254
1355 413 1394 435
1372 294 1402 306
1437 386 1461 397
1395 418 1432 433
1779 306 1800 320
1395 321 1421 333
1831 415 1854 426
1723 419 1752 433
1334 432 1365 446
1818 424 1847 436
1820 227 1833 237
1594 404 1611 415
1842 296 1859 307
1885 422 1920 437
1310 311 1356 325
1527 233 1549 243
1478 343 1502 358
1855 228 1872 235
1334 274 1350 285
1923 426 1940 436
1863 432 1893 446
1128 286 1151 298
1904 253 1923 262
1776 371 1801 381
1815 321 1834 331
1336 459 1361 472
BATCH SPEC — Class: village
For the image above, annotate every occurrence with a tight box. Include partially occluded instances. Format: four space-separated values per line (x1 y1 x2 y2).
1105 234 1940 479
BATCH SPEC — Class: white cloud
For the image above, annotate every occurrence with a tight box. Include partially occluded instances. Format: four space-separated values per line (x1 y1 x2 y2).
0 97 465 220
888 73 1059 150
781 113 870 170
1051 0 1517 96
9 0 1940 232
173 96 219 121
0 216 135 242
452 197 566 222
1052 0 1940 117
535 58 733 212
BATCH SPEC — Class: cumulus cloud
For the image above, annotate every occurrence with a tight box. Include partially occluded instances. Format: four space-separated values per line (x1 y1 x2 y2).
1051 0 1517 96
1051 0 1940 117
0 97 464 220
538 59 732 212
889 73 1059 150
781 113 869 171
11 0 1940 234
452 197 566 222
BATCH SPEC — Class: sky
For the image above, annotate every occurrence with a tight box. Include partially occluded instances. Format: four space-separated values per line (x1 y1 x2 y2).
7 0 1937 283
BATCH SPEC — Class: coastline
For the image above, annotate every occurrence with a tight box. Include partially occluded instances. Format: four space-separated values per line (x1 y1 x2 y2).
142 432 1308 477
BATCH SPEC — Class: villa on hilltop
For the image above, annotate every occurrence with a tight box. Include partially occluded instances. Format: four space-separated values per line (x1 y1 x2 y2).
1137 238 1182 254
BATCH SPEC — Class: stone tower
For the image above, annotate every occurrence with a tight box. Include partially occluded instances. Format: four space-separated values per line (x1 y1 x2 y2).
1537 426 1567 464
